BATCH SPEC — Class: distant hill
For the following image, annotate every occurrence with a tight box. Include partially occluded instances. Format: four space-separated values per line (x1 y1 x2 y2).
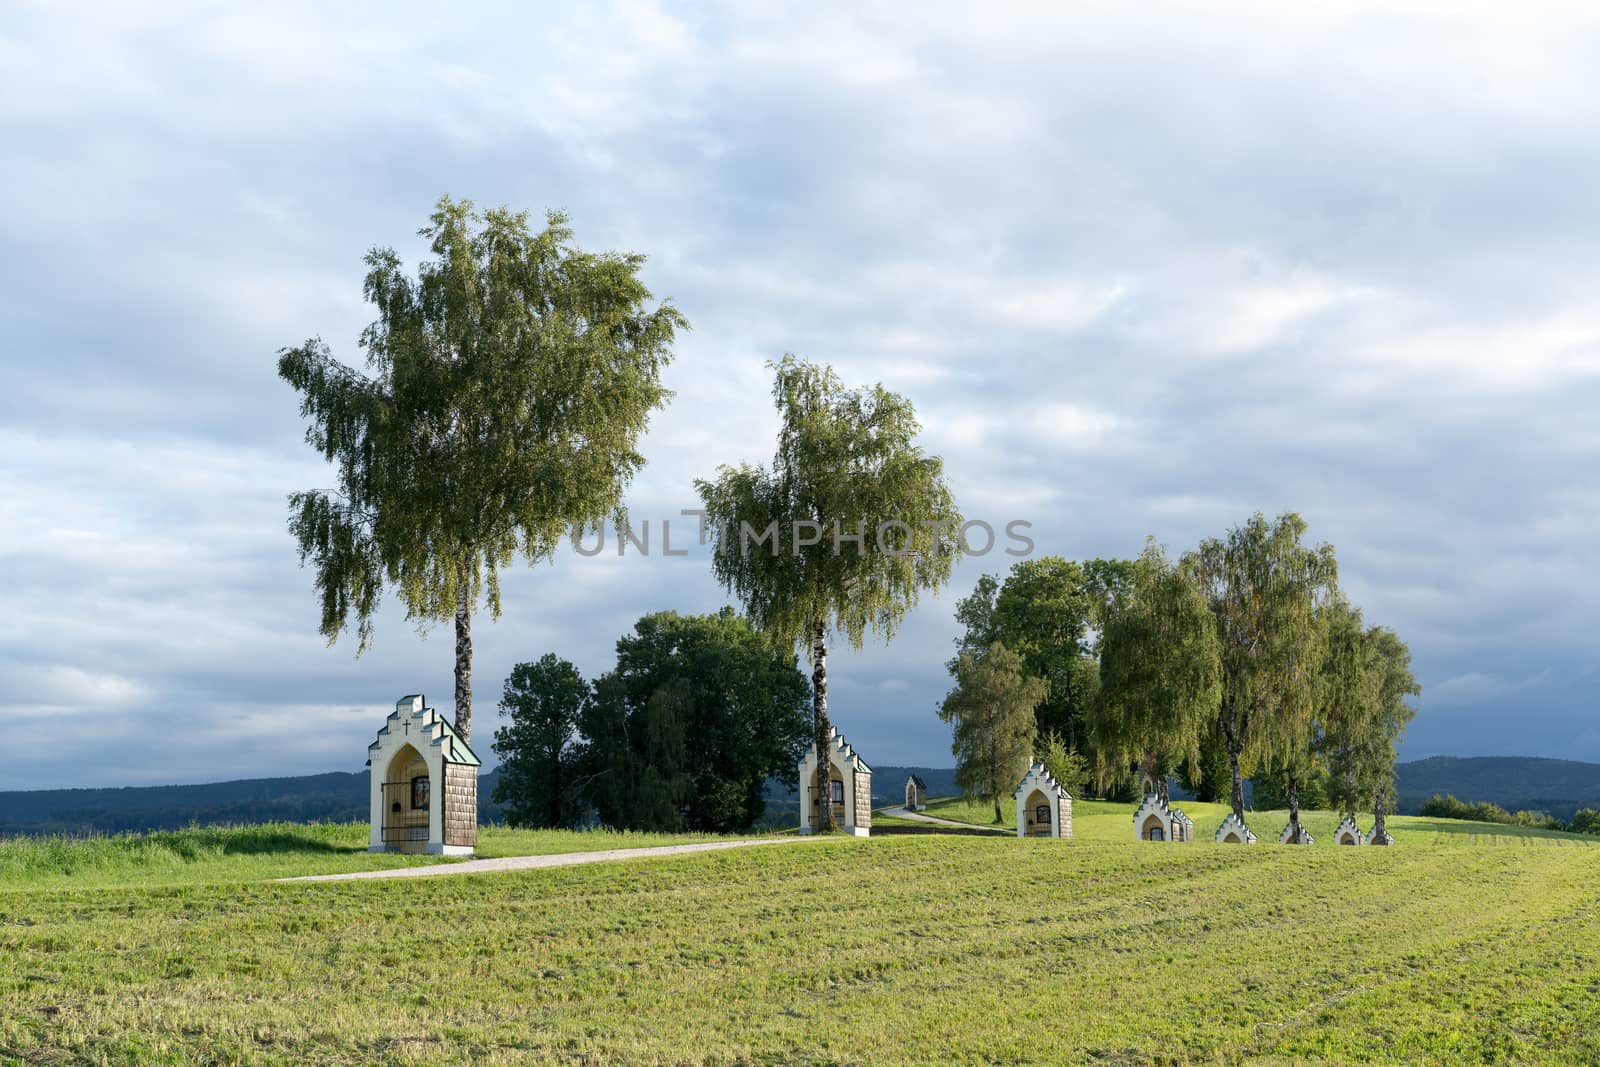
0 769 505 836
4 757 1596 835
1395 757 1600 820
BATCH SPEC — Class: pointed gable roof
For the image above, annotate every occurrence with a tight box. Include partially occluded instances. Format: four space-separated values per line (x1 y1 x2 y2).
367 694 482 767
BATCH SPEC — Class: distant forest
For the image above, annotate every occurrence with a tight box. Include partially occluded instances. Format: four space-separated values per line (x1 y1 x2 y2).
3 757 1598 836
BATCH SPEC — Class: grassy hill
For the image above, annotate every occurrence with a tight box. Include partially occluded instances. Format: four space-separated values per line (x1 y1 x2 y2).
3 806 1597 1063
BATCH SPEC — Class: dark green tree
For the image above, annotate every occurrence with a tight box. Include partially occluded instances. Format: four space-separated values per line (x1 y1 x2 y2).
697 357 961 831
1186 512 1337 826
940 642 1045 823
279 197 684 742
491 654 588 828
951 556 1132 753
574 609 811 832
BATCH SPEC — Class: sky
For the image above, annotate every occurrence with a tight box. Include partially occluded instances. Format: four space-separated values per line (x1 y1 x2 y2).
2 3 1597 791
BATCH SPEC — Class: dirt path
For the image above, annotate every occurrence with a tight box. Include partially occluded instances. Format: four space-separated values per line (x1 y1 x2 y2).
278 836 821 884
880 806 1011 833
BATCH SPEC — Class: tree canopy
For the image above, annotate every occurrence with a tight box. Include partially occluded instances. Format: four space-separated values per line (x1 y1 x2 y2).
574 609 812 833
1186 512 1337 822
279 196 684 740
1092 539 1222 801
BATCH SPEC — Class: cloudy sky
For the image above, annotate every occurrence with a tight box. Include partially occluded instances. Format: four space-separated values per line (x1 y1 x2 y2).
3 3 1597 791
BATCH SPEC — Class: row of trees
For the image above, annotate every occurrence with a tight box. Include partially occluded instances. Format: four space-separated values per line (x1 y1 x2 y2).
281 198 965 835
490 609 811 831
940 514 1421 840
1418 794 1600 835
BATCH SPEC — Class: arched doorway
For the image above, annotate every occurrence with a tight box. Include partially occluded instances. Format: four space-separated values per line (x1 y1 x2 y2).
383 743 430 853
1142 814 1166 841
1024 789 1052 836
906 780 917 809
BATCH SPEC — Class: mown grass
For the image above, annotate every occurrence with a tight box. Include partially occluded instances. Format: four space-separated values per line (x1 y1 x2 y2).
3 814 1597 1064
0 822 741 891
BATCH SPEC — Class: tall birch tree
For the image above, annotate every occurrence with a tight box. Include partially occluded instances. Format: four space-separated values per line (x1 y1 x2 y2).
279 197 684 741
1092 540 1222 803
696 356 961 831
1186 512 1337 826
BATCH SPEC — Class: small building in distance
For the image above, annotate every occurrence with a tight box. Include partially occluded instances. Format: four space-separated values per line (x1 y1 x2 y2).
1335 815 1369 846
904 774 927 812
1278 822 1316 845
1132 794 1194 842
1215 812 1258 844
368 694 480 856
1015 763 1073 838
799 729 872 837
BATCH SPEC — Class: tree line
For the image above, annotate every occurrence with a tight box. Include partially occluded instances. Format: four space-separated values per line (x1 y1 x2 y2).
939 515 1422 840
1418 794 1600 835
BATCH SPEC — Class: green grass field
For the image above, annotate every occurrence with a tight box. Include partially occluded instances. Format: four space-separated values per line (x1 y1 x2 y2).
3 808 1597 1065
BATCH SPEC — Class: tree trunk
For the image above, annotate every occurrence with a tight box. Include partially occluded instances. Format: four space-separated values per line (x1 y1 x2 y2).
1227 746 1245 820
1157 774 1170 806
1287 769 1302 844
454 583 472 743
993 798 1003 824
1373 785 1389 842
547 738 562 829
811 620 834 832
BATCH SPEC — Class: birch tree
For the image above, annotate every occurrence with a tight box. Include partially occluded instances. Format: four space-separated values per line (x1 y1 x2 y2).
1092 539 1221 803
1186 512 1337 826
696 356 961 831
279 197 684 741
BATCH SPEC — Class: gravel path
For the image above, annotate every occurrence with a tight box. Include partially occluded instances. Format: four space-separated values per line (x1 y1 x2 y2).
881 806 1010 833
278 836 819 883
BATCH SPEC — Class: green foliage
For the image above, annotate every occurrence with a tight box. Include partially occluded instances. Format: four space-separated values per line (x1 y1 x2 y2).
278 197 684 739
1570 808 1600 835
951 556 1132 751
1092 539 1221 795
491 654 588 828
1180 730 1234 803
1419 794 1561 829
575 609 811 833
1187 512 1337 817
940 642 1045 821
1034 731 1090 799
696 356 962 656
1252 764 1331 812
